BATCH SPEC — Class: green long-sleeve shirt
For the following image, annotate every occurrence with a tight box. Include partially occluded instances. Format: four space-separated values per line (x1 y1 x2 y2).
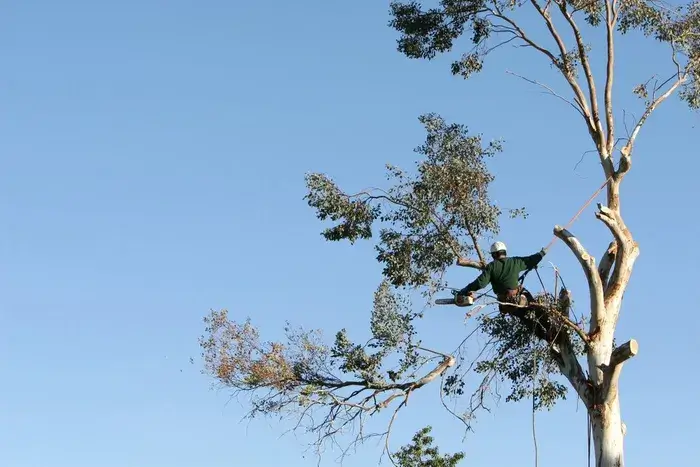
463 250 546 296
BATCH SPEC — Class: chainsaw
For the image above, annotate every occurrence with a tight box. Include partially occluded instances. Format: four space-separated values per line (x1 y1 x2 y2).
435 289 474 307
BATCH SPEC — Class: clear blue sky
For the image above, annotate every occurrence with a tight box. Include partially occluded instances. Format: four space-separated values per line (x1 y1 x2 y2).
1 1 697 466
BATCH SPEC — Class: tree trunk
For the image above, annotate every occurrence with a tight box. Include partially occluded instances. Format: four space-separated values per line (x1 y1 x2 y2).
555 196 639 467
591 393 625 467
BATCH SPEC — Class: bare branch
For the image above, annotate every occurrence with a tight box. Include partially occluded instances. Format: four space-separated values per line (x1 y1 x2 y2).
618 70 688 176
505 70 586 117
594 203 639 303
553 226 605 333
601 339 638 403
456 257 486 270
523 0 597 136
552 337 592 407
489 4 593 128
555 1 609 164
465 221 487 266
598 241 618 290
595 203 627 246
410 355 457 388
604 0 618 154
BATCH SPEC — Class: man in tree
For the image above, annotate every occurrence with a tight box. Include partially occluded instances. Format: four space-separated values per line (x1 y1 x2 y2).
458 241 546 308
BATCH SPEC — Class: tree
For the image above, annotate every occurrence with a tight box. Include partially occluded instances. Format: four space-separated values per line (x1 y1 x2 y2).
393 427 465 467
199 2 698 466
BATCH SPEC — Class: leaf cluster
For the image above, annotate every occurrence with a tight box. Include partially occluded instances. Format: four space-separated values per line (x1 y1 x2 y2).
306 113 515 288
393 426 465 466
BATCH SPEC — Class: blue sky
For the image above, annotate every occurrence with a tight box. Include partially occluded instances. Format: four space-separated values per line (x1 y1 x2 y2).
1 1 697 466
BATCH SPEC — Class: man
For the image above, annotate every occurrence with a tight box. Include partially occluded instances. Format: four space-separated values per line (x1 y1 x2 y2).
458 241 546 309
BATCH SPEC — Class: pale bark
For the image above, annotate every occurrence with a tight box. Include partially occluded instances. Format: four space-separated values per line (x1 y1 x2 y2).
591 396 625 467
554 211 638 467
553 226 606 336
598 242 617 290
456 257 486 270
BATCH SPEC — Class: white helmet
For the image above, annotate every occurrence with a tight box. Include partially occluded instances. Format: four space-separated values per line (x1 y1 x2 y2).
490 241 507 254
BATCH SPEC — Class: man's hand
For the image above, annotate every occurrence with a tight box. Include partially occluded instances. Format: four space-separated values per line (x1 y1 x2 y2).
456 288 472 297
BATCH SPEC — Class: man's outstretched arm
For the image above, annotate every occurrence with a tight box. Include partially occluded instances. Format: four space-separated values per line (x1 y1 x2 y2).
460 267 491 294
520 248 547 270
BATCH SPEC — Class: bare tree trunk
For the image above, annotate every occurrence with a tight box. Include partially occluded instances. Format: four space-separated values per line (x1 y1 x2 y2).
554 183 639 467
590 391 625 467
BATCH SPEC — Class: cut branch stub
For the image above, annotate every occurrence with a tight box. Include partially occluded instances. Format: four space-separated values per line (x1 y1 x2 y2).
456 257 486 269
595 203 626 246
609 339 639 368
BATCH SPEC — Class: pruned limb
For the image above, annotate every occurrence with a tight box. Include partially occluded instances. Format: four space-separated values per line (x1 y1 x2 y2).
411 355 457 387
456 257 486 270
553 226 605 333
601 339 638 403
598 241 618 290
465 221 487 267
609 339 638 368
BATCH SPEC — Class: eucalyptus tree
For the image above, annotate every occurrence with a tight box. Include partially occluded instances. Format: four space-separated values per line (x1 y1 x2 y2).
200 2 698 466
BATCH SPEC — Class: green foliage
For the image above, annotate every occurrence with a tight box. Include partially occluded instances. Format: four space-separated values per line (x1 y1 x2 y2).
618 0 700 108
393 426 465 467
473 311 568 410
306 113 515 289
329 281 424 384
389 0 699 108
442 293 585 411
305 173 380 243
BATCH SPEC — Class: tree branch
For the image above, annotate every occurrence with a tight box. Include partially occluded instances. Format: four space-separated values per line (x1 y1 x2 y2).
598 241 618 290
505 70 586 117
618 70 688 176
601 339 638 403
494 300 590 345
489 4 594 130
609 339 638 368
355 190 466 259
595 203 627 246
525 0 597 136
456 257 486 270
604 0 618 155
556 0 609 164
595 203 635 301
553 337 592 407
465 221 487 266
553 226 605 333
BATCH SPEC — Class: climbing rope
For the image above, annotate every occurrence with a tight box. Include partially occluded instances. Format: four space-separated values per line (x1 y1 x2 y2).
531 341 539 467
587 412 592 467
543 175 613 252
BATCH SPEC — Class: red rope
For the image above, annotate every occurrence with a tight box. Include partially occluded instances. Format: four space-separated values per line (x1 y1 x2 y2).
544 175 613 252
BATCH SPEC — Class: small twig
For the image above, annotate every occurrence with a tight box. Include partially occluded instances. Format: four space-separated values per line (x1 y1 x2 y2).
506 70 585 117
